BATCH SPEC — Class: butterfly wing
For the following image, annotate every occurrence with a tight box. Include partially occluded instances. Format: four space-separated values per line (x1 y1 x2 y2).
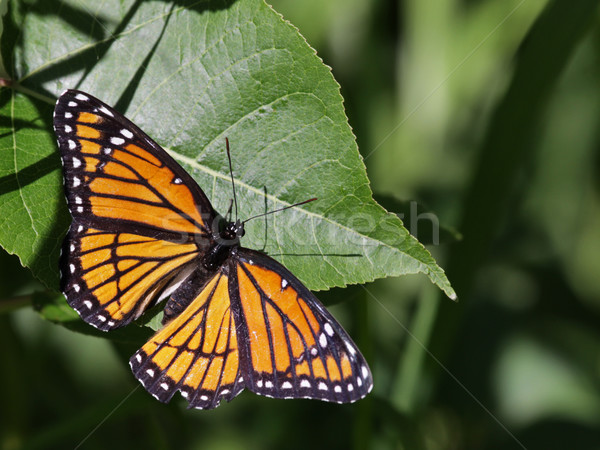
60 225 199 330
54 90 216 238
130 271 244 409
54 90 216 330
129 247 372 408
231 248 373 404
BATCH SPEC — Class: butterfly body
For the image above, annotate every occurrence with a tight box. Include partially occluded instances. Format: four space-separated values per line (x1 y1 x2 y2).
54 89 372 409
203 218 245 271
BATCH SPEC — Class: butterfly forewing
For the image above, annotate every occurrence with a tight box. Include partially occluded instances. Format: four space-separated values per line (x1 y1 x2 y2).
231 249 373 404
54 90 216 239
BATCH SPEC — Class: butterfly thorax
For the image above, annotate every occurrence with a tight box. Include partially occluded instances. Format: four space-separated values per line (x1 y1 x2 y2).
202 218 245 271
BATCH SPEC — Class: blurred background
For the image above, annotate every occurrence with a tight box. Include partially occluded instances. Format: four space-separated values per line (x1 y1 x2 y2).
2 0 600 448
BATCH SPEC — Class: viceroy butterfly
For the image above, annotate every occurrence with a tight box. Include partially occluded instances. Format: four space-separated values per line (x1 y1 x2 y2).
54 89 372 409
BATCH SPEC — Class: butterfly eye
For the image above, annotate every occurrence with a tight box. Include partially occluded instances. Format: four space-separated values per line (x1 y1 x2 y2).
236 221 245 238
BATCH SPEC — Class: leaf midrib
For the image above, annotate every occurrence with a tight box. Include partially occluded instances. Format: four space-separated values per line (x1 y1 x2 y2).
165 146 426 269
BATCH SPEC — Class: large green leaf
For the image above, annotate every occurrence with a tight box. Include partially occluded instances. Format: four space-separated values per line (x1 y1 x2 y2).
0 91 69 289
0 0 454 298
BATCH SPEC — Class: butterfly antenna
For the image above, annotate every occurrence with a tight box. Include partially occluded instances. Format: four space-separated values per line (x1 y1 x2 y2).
243 198 317 224
225 137 239 221
224 199 234 222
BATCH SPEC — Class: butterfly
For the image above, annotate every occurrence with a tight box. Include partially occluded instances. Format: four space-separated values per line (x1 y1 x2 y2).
53 89 372 409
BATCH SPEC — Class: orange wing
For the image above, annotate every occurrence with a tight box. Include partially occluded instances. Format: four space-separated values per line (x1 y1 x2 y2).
54 90 216 240
232 249 373 404
55 90 216 330
61 225 199 330
129 249 373 409
130 271 244 409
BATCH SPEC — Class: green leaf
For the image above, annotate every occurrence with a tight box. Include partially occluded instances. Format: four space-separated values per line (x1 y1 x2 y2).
0 0 455 301
0 91 69 289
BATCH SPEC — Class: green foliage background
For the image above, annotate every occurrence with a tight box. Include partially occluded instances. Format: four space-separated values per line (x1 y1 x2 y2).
1 0 600 449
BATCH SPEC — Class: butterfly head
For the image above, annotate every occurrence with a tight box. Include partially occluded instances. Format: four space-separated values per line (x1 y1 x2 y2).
212 215 246 247
202 218 245 271
219 218 245 243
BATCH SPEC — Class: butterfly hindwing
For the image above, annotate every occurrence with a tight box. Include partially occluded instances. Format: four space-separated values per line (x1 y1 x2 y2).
130 271 244 409
61 223 199 330
231 249 373 404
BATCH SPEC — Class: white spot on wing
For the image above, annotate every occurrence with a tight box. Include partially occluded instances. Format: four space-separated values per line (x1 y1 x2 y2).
73 177 81 187
318 382 328 391
282 381 292 389
75 93 89 101
319 333 327 348
324 323 334 336
181 391 189 398
300 379 311 388
64 125 72 133
83 300 92 309
200 395 208 401
347 384 354 392
97 315 106 322
65 112 73 119
75 196 82 204
68 101 77 107
69 264 75 273
99 106 113 117
73 284 80 292
136 354 142 363
361 365 369 379
146 369 155 377
334 385 342 393
120 129 133 139
281 279 288 289
310 347 318 356
110 137 125 146
72 157 81 168
346 341 357 356
265 381 273 389
160 383 169 390
256 380 263 388
68 140 76 150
